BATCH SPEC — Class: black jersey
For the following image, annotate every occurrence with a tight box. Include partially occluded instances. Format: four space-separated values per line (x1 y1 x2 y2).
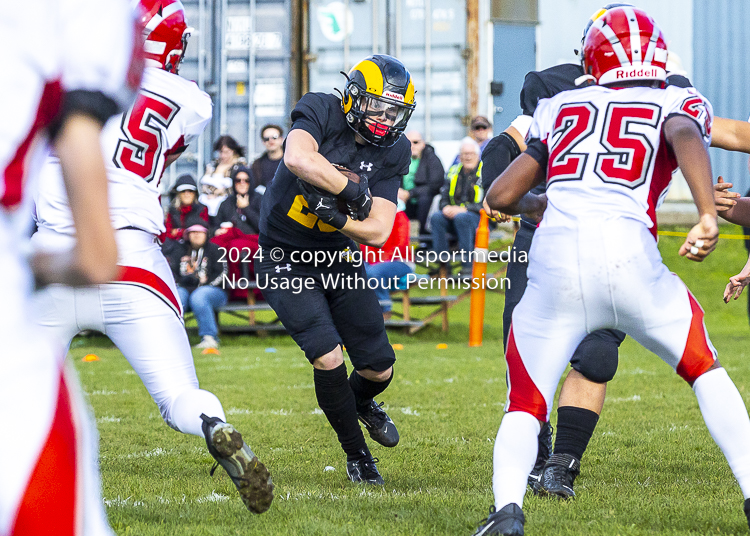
259 92 410 250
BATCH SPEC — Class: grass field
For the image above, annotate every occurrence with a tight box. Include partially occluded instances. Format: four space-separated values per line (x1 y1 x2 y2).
71 224 750 535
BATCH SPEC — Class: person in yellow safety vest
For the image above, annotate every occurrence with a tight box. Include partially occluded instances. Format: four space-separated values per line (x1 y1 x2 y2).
430 137 484 279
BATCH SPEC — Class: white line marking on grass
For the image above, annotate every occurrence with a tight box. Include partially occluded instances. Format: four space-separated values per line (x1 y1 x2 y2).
621 368 656 375
609 395 641 403
90 390 117 396
226 407 294 416
97 416 121 423
400 407 420 416
444 378 455 383
311 408 324 415
196 491 231 503
227 407 252 415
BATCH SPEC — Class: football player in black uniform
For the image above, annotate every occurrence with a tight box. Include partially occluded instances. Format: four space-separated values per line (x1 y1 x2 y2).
480 2 750 502
257 55 415 485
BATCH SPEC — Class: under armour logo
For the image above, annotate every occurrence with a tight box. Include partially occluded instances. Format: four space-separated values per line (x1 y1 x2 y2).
316 199 330 211
360 161 373 172
275 264 291 273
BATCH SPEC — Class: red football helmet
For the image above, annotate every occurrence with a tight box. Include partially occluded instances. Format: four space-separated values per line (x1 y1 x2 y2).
138 0 191 74
582 6 667 86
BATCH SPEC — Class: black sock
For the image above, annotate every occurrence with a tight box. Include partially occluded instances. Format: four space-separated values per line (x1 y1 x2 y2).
553 406 600 461
349 369 392 411
314 364 368 461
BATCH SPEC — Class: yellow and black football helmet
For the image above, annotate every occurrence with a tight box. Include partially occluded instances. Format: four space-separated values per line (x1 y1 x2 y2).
340 55 416 147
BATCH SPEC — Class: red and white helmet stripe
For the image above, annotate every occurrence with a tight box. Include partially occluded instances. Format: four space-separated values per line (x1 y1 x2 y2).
583 6 668 86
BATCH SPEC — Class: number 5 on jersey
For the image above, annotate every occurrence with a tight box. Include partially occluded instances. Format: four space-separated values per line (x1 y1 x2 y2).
113 90 180 182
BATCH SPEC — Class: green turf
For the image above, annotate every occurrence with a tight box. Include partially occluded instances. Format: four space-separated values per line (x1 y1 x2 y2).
71 224 750 535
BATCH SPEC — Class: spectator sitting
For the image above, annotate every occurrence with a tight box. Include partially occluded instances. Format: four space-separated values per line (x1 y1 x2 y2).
402 131 444 237
172 219 228 350
163 174 208 262
212 166 262 302
361 202 415 321
250 124 284 194
431 137 484 279
200 135 247 222
451 115 493 166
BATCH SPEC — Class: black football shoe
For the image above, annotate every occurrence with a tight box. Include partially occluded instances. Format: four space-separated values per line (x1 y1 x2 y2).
200 414 274 513
527 422 552 495
357 399 399 447
743 498 750 531
471 504 525 536
346 449 385 486
541 453 580 499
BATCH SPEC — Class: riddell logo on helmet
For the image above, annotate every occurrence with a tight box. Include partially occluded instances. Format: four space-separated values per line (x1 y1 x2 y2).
383 91 404 102
616 67 659 79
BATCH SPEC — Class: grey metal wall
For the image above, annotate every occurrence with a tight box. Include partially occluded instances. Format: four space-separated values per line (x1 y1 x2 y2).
306 0 467 143
167 0 292 191
693 0 750 194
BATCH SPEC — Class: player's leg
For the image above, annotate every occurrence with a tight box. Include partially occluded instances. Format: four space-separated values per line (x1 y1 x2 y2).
614 225 750 521
101 282 273 513
256 256 377 484
542 328 625 498
330 263 400 450
474 227 589 535
0 329 113 536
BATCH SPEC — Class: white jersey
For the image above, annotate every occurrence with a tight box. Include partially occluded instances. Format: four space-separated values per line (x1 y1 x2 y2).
34 67 212 237
527 84 712 236
0 2 139 535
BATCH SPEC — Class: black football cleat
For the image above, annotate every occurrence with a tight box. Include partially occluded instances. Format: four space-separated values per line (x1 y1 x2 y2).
744 498 750 531
200 414 274 513
471 504 525 536
346 450 385 486
527 422 552 495
357 399 399 447
541 453 580 499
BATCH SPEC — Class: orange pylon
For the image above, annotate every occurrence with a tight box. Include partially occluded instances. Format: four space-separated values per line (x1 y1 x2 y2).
469 210 490 347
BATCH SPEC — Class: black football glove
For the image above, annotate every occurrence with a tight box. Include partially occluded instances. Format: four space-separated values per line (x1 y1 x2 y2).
338 174 372 221
297 179 348 229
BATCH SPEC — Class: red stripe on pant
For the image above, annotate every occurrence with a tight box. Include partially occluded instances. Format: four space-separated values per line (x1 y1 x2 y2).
676 291 716 384
12 373 78 535
505 325 548 420
118 265 182 316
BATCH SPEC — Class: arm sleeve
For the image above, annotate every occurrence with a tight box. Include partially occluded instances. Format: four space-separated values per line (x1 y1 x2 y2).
519 72 549 116
59 0 142 120
665 88 713 147
370 175 400 205
180 90 213 146
289 93 328 146
480 132 522 192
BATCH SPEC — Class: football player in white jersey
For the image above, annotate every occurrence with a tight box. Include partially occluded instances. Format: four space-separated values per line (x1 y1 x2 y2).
31 0 273 515
472 7 750 535
0 1 142 535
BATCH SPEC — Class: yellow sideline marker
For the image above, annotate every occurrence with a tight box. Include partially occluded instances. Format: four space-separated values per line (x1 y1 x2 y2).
201 348 220 355
392 344 404 350
82 354 100 362
436 343 448 350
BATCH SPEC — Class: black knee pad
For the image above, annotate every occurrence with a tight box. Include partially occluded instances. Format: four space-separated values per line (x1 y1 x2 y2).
569 330 624 383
